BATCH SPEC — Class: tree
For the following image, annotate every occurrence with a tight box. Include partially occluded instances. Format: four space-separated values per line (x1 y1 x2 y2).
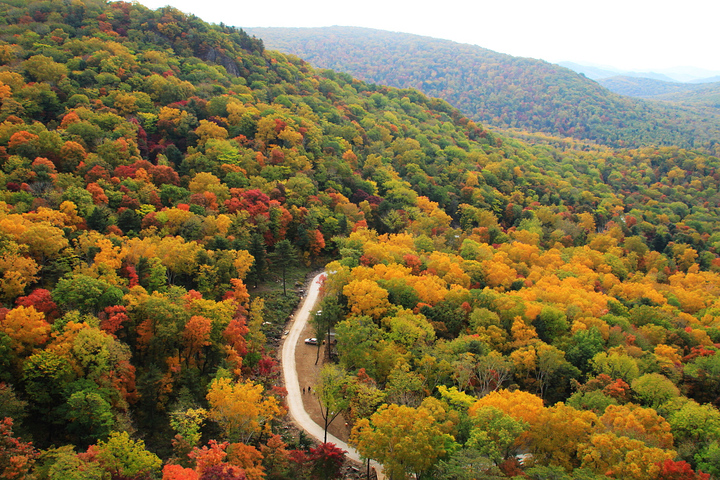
631 373 680 410
311 305 332 366
35 445 104 480
259 435 290 479
468 389 545 427
474 351 513 396
22 350 75 413
182 315 212 369
0 383 27 426
170 407 208 461
226 443 264 480
335 316 385 379
22 54 67 83
270 239 297 296
61 388 115 446
385 360 424 407
52 274 123 315
0 251 39 302
247 234 266 289
654 459 710 480
351 403 454 479
590 351 641 384
0 305 50 358
529 403 600 470
599 404 674 449
309 443 346 480
93 431 162 479
684 353 720 405
163 464 200 480
667 400 720 469
206 377 283 443
346 371 386 423
316 364 350 443
577 432 675 480
342 279 391 320
15 288 58 321
467 406 527 466
432 447 493 480
19 222 69 264
0 417 37 480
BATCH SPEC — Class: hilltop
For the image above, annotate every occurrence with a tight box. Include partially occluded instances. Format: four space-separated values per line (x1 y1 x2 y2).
247 26 720 150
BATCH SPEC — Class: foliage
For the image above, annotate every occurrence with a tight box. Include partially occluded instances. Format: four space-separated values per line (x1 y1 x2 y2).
249 26 720 150
0 1 719 478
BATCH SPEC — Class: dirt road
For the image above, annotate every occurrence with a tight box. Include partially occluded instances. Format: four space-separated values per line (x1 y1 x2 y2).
281 272 383 478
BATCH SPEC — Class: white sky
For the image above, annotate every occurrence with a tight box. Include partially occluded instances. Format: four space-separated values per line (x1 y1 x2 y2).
135 0 720 73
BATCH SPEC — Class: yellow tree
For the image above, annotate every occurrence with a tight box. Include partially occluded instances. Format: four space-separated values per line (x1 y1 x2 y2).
351 403 454 479
343 279 391 320
529 403 600 470
1 305 50 358
577 432 675 480
206 377 283 443
0 247 38 302
599 404 674 449
469 389 545 427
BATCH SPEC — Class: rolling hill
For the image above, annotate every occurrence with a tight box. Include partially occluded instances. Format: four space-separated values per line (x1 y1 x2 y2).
246 26 720 150
599 76 720 108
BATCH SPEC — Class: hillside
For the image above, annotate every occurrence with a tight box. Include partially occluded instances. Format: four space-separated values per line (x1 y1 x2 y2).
247 26 720 150
599 76 720 107
1 1 720 479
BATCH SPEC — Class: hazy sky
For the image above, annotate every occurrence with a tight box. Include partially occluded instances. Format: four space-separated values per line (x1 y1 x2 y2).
136 0 720 73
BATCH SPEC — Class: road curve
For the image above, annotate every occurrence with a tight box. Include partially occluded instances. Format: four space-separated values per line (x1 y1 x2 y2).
281 271 383 478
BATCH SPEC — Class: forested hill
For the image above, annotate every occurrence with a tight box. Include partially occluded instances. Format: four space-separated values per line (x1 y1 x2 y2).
3 1 720 479
599 76 720 107
247 26 720 150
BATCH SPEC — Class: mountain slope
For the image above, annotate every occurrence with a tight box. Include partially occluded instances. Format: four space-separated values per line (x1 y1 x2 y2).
246 26 720 150
598 76 720 108
2 2 720 478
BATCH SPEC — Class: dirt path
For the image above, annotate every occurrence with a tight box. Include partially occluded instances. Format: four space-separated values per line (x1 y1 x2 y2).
281 272 383 479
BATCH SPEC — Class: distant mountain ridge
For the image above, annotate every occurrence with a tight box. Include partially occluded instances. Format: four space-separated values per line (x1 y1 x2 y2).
559 61 720 83
245 26 720 149
598 76 720 107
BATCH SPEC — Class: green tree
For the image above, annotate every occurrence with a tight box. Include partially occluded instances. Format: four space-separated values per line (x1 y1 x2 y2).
667 400 720 470
36 445 104 480
93 431 162 479
631 373 680 409
467 405 527 466
247 233 267 289
22 350 75 414
270 239 297 296
61 388 114 447
52 274 123 315
316 364 350 443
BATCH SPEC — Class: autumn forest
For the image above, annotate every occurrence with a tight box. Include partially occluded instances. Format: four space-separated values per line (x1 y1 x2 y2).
0 1 720 479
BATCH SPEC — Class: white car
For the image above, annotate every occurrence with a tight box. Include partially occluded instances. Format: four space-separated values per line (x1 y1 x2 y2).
304 338 319 345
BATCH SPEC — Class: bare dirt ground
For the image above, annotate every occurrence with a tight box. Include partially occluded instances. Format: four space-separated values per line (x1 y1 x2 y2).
294 320 351 442
280 271 381 479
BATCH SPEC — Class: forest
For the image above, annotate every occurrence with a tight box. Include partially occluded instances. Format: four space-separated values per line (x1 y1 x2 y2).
247 26 720 151
0 0 719 479
597 76 720 107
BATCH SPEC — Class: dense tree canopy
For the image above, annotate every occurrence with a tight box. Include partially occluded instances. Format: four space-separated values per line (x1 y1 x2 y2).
0 0 719 479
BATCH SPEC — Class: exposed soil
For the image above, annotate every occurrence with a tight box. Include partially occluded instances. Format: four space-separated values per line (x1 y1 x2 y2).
278 270 382 479
294 319 351 442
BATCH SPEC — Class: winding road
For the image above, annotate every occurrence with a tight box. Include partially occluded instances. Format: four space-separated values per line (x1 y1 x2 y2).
281 272 383 479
